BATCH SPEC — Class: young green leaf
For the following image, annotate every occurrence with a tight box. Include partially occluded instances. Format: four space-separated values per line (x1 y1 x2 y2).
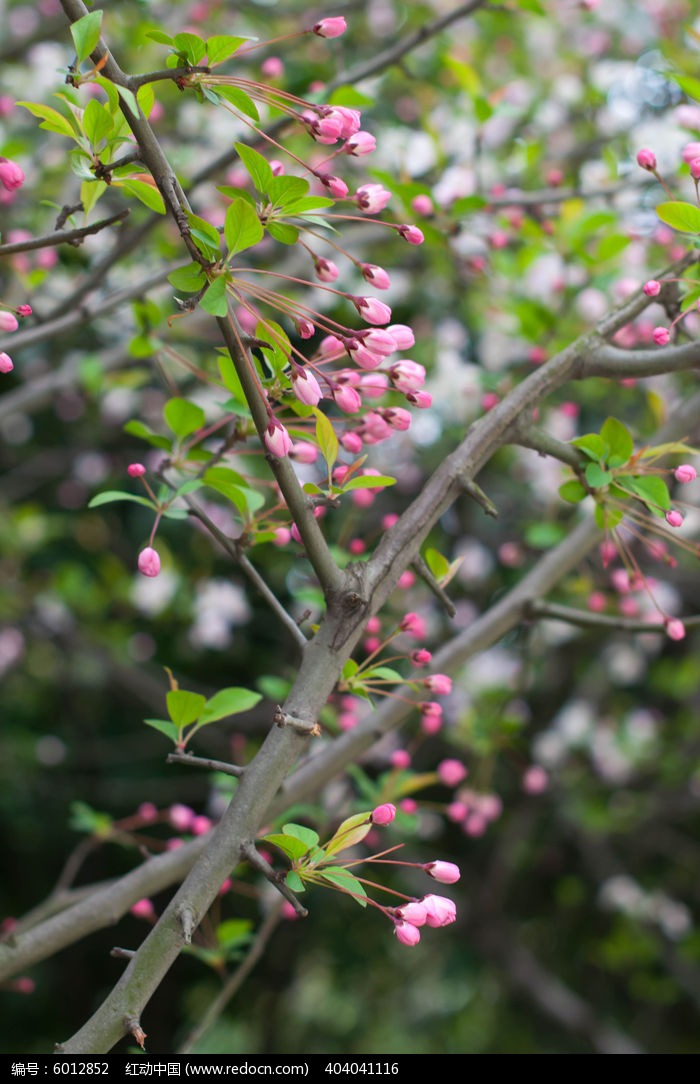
213 85 260 121
144 718 180 743
283 823 320 849
82 99 113 145
70 9 103 63
224 198 264 257
324 813 372 858
119 179 166 214
319 867 368 907
600 416 634 467
200 276 230 317
163 397 206 440
262 833 312 861
88 490 155 510
234 142 273 195
198 688 263 725
206 35 251 65
166 689 207 727
314 408 339 471
558 479 587 503
168 263 207 292
341 475 396 491
584 462 613 488
172 32 207 65
656 201 700 235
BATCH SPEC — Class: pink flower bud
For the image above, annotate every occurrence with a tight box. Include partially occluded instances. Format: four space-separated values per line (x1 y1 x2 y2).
674 464 696 483
261 56 284 79
313 16 347 38
333 384 362 414
169 804 195 831
411 194 433 215
0 157 25 191
437 759 467 787
345 130 376 156
291 441 319 464
273 526 292 546
393 919 421 946
390 360 425 392
690 158 700 181
400 612 427 637
0 352 14 373
424 861 461 885
636 148 657 171
16 304 32 316
137 801 158 822
410 648 432 667
131 898 156 921
382 406 412 431
137 546 161 577
341 431 363 453
522 765 549 794
398 223 425 245
355 183 392 214
666 510 683 527
396 901 428 926
314 257 339 283
652 326 670 346
127 463 146 477
0 311 19 332
354 296 392 326
264 419 294 458
191 814 212 835
371 802 396 825
391 749 411 769
387 324 415 350
423 674 452 695
666 618 686 641
643 280 661 297
297 318 315 339
361 263 391 290
422 894 457 926
406 390 432 409
291 367 323 406
681 141 700 163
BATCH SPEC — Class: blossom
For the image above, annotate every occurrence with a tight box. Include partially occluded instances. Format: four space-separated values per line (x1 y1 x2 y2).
437 759 467 787
291 441 318 464
16 304 32 316
371 802 396 825
137 546 161 577
313 16 347 38
169 803 195 831
636 148 657 170
690 158 700 181
393 920 421 946
410 648 432 666
411 194 433 215
264 419 294 457
387 325 415 350
314 257 339 283
320 174 348 198
674 464 696 483
522 765 549 794
643 280 661 297
400 612 427 637
0 157 25 191
127 463 146 477
345 131 376 156
423 673 452 695
665 510 683 527
0 311 19 332
424 861 461 885
0 352 14 373
390 749 411 769
652 326 670 346
130 899 156 921
354 296 392 326
681 141 700 163
422 894 457 927
406 390 432 408
333 384 362 413
390 360 425 392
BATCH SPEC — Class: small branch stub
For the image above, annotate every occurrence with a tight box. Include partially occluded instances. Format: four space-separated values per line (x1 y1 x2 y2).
461 477 499 518
273 706 321 736
126 1016 147 1051
110 947 135 960
179 907 197 945
242 841 309 917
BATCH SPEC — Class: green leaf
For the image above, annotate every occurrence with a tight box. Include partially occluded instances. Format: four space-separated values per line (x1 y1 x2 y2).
314 409 338 470
200 276 229 317
362 666 403 682
168 263 207 292
213 85 260 121
81 178 108 216
319 867 368 907
585 462 613 488
262 833 311 861
618 474 671 512
656 201 700 235
199 687 262 725
17 101 78 139
283 823 320 849
341 475 396 491
672 75 700 103
234 142 273 195
267 176 310 208
283 196 335 215
124 419 172 450
206 35 251 65
119 179 166 214
558 479 587 503
571 434 608 461
224 198 264 257
324 813 372 858
594 504 623 530
285 871 305 893
144 718 180 743
342 658 359 679
216 919 253 950
185 212 221 257
267 221 299 246
87 490 155 510
82 99 113 145
146 30 174 46
163 397 206 440
600 417 634 467
172 31 207 65
116 85 140 117
70 9 103 63
166 689 207 727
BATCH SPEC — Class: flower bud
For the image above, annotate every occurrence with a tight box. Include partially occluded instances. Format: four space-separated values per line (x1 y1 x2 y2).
312 16 347 38
636 148 657 170
0 157 25 191
137 546 161 577
424 861 461 885
393 920 421 946
674 464 696 483
371 803 396 826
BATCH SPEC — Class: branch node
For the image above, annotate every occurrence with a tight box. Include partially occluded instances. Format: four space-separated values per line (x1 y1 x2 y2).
179 906 197 945
460 477 499 518
110 946 136 960
241 842 309 916
273 706 321 737
125 1015 147 1050
411 556 457 619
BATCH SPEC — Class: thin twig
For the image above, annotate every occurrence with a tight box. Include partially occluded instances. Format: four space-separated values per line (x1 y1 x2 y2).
166 752 245 778
527 600 700 632
0 210 130 255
